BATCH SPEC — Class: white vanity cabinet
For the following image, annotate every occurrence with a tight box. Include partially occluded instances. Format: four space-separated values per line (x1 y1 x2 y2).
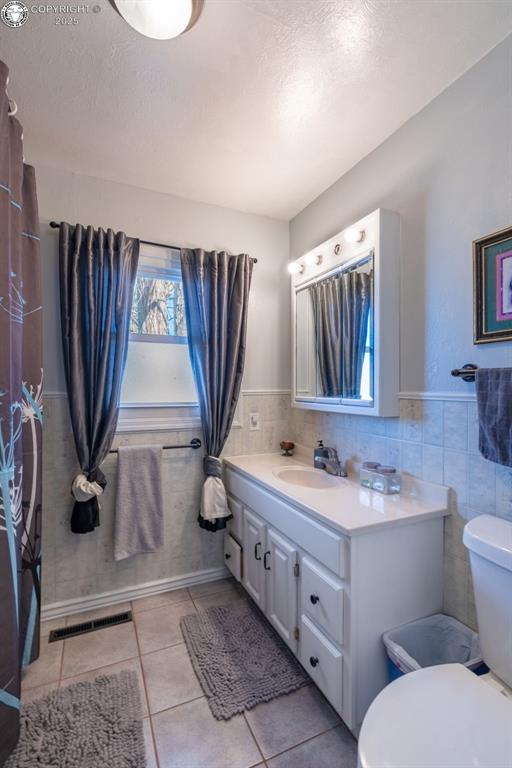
224 457 448 733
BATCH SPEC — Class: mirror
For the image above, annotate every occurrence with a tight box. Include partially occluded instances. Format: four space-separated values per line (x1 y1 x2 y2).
295 255 374 404
291 208 400 416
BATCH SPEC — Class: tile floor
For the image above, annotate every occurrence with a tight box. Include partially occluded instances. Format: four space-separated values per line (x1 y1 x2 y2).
22 578 357 768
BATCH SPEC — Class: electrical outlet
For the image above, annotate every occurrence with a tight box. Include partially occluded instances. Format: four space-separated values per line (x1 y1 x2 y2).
249 411 261 431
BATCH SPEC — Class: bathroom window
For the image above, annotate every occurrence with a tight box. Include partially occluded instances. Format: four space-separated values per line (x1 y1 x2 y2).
121 244 197 407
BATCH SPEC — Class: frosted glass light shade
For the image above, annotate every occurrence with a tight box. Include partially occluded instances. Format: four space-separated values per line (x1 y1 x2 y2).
113 0 204 40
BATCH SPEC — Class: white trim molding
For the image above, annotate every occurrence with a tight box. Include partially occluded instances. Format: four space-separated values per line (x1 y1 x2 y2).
241 389 291 396
116 414 202 433
42 566 230 621
399 391 476 402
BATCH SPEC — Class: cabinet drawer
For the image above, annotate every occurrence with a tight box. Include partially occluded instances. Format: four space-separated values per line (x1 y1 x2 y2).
300 614 343 713
301 556 344 645
227 494 243 542
224 534 242 582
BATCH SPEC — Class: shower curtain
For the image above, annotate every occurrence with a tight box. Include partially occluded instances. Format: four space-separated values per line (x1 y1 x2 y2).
0 60 43 764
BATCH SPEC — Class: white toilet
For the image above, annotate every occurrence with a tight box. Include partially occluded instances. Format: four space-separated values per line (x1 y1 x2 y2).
358 514 512 768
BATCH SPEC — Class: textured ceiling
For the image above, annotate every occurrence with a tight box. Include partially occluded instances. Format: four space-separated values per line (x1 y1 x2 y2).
2 0 512 219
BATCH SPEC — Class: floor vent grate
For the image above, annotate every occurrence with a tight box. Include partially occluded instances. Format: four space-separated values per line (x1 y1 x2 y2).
48 611 133 642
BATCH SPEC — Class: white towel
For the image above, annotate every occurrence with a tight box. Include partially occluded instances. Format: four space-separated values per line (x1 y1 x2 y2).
114 445 163 561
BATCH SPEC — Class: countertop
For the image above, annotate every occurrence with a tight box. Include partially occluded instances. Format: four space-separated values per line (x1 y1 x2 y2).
223 452 450 536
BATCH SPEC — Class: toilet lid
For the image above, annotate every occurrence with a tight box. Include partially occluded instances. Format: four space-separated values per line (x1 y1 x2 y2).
358 664 512 768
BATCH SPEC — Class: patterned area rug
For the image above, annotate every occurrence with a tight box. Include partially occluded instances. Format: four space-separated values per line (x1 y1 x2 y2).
6 670 146 768
180 599 309 720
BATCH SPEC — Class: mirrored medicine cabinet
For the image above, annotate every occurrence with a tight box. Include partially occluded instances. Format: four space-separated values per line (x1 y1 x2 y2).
291 208 400 416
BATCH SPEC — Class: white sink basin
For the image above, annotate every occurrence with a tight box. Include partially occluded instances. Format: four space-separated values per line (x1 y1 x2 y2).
273 466 343 489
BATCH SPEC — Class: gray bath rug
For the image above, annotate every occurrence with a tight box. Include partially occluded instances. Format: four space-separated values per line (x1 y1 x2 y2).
180 599 309 720
6 670 146 768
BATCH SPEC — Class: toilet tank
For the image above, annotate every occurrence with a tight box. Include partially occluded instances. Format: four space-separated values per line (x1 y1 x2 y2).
463 515 512 688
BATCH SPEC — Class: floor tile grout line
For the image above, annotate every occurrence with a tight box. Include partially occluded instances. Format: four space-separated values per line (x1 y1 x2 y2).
139 640 186 661
243 712 267 766
132 595 193 615
259 721 344 764
150 693 205 718
58 652 141 683
138 638 187 658
131 601 160 768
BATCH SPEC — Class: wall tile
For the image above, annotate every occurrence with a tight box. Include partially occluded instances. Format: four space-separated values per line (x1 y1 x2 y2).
443 402 468 452
422 400 443 446
400 442 423 478
467 402 479 455
443 449 468 505
400 400 423 442
495 464 512 520
290 396 503 633
422 445 444 484
467 454 496 515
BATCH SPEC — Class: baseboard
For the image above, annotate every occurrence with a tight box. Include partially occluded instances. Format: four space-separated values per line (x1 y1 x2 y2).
41 565 230 621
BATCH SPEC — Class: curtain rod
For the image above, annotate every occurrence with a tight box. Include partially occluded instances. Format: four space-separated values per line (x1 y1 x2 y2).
48 221 257 262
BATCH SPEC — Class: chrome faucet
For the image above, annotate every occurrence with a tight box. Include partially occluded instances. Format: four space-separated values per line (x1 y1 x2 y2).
313 440 347 477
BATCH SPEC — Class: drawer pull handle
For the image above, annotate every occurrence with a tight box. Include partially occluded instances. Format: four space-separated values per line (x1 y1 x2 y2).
225 553 231 560
264 551 271 571
254 543 262 561
309 656 319 668
310 594 320 605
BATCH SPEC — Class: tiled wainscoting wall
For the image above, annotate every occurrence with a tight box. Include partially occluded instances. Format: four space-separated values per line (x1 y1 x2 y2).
290 397 512 632
42 392 292 611
44 390 507 633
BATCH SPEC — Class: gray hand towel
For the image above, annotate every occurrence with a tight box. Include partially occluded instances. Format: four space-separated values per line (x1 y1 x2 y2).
114 445 164 561
475 368 512 467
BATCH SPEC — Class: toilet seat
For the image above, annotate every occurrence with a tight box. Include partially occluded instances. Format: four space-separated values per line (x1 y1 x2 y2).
358 664 512 768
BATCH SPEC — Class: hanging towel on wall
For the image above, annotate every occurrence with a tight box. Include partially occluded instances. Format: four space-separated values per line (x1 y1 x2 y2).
114 445 164 561
475 368 512 466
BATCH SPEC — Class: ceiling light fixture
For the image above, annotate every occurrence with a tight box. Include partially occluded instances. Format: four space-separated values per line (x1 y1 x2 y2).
112 0 204 40
304 252 322 266
287 261 304 275
344 227 365 244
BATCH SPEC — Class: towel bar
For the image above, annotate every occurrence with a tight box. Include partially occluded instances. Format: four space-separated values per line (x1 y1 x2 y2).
450 364 478 382
109 437 202 454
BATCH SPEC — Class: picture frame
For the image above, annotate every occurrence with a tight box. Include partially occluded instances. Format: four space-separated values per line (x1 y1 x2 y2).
473 224 512 344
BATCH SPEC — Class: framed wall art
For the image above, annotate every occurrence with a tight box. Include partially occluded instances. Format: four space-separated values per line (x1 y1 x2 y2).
473 224 512 343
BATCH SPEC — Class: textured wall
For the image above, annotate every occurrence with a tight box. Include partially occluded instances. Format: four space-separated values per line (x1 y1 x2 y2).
35 165 291 607
42 392 291 607
35 165 291 395
290 397 512 631
290 34 512 394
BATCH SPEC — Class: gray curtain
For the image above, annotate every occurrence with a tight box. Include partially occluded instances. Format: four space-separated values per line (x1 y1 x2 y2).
59 223 139 534
181 249 253 532
310 270 373 398
0 59 43 764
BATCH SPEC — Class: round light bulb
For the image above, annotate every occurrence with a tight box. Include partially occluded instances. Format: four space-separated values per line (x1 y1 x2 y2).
287 261 304 275
304 252 322 266
113 0 203 40
344 227 365 244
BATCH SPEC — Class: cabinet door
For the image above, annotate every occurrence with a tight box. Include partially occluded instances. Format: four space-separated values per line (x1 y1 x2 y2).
266 527 298 653
242 507 266 611
227 494 243 543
